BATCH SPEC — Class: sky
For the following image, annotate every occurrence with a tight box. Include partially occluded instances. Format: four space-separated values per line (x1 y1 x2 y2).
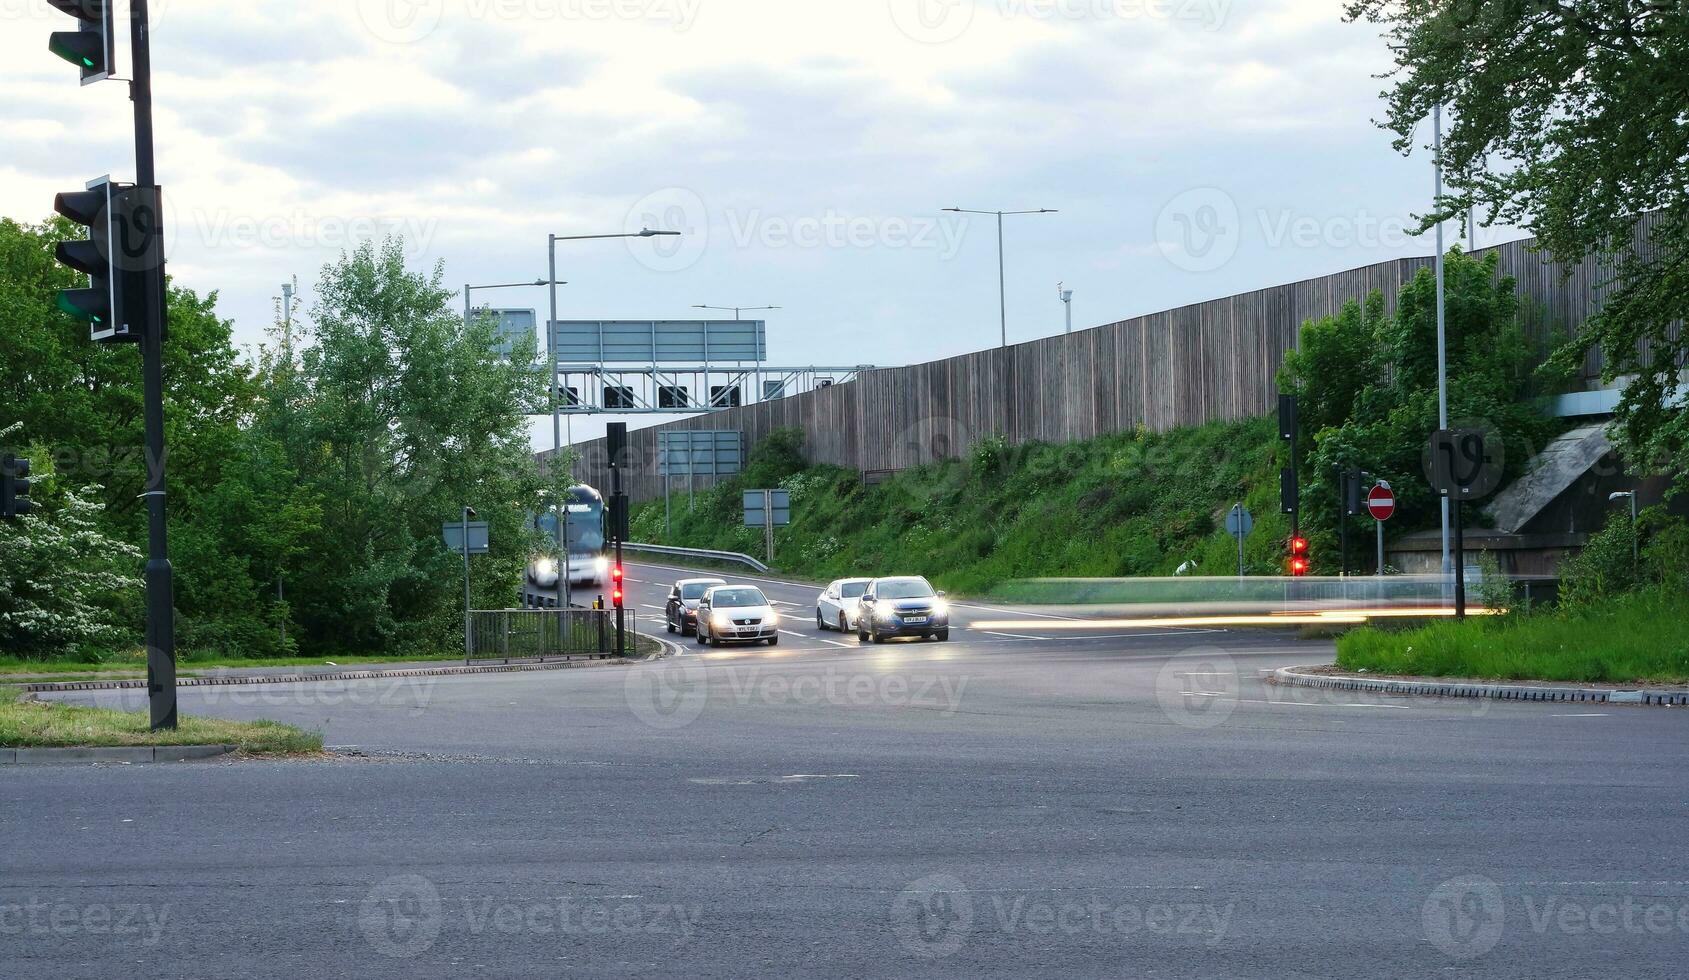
2 0 1522 449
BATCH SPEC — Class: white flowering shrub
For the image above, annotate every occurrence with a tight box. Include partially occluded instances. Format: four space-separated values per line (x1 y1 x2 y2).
0 485 142 658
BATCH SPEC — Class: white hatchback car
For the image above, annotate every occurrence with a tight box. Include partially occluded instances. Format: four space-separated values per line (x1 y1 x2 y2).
816 578 872 632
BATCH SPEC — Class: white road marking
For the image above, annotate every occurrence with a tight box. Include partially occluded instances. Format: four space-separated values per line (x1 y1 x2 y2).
1551 713 1609 718
982 631 1044 640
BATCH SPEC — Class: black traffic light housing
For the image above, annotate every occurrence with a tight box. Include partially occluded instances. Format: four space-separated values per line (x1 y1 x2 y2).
2 455 33 521
611 564 626 609
53 179 162 343
48 0 115 85
54 177 127 339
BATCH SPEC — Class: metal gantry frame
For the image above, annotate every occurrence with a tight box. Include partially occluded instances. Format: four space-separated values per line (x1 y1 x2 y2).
555 364 872 415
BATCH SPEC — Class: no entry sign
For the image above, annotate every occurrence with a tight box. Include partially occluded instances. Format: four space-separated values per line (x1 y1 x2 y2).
1367 484 1396 522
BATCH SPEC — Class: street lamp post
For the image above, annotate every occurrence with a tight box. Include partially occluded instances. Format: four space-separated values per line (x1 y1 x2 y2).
464 279 564 322
461 505 477 666
1609 490 1640 577
1058 283 1074 335
943 207 1058 348
1434 105 1452 577
544 228 680 610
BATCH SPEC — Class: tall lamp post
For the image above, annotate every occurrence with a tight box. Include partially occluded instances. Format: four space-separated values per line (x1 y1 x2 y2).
465 278 564 322
1609 491 1640 576
943 207 1058 348
1058 283 1074 335
544 228 680 609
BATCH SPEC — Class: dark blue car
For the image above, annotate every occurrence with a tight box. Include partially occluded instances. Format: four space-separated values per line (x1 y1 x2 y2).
856 576 950 643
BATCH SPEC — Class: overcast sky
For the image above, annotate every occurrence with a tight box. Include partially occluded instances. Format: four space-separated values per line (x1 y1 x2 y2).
3 0 1520 448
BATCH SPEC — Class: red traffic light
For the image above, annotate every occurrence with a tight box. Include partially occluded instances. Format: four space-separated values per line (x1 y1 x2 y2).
1289 557 1310 577
1290 536 1309 556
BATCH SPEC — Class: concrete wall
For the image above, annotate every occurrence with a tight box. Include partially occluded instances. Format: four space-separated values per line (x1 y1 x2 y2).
560 219 1666 503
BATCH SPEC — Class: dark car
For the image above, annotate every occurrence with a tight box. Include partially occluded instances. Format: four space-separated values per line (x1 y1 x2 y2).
857 576 950 643
665 578 727 636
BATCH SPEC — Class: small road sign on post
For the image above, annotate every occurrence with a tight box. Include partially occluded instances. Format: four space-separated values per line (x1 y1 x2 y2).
1224 504 1253 578
744 490 791 564
1367 482 1394 575
1428 429 1502 620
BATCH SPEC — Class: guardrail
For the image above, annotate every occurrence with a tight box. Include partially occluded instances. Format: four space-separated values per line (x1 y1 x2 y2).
469 608 635 660
622 543 770 574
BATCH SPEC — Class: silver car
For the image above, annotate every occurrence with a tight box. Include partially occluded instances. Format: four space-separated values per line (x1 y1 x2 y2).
696 585 780 647
816 578 872 632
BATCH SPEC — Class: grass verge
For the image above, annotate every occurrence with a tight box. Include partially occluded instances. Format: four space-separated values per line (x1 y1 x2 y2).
0 686 323 752
1336 590 1689 685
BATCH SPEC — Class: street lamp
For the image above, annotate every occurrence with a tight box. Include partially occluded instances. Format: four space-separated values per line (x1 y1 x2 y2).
464 279 565 322
1058 283 1074 335
693 304 781 320
544 228 681 609
1609 490 1640 575
943 207 1058 348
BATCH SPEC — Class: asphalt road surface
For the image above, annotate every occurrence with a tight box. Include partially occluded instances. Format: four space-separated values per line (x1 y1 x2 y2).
5 560 1688 978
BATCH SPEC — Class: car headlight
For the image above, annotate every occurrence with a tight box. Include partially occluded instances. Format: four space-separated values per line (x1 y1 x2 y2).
767 611 780 627
714 613 733 629
879 607 897 622
932 599 950 618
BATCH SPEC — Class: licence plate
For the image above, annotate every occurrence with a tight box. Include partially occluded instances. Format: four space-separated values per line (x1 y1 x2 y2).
903 616 928 625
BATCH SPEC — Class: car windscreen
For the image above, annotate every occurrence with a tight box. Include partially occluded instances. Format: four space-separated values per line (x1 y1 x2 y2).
710 588 767 608
840 582 868 599
877 579 935 599
681 582 722 600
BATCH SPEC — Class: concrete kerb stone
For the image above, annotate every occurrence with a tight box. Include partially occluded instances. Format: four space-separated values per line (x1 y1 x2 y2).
1269 665 1689 707
6 745 238 765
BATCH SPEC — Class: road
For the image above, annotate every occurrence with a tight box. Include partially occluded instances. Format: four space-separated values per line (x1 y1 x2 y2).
4 560 1687 978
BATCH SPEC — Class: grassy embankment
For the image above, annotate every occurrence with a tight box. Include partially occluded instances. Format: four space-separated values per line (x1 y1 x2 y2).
1337 589 1689 685
630 416 1290 595
0 685 323 752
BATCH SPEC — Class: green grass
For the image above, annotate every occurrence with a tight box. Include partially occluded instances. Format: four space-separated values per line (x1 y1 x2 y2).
631 416 1288 596
0 686 324 752
1336 590 1689 685
1 630 663 678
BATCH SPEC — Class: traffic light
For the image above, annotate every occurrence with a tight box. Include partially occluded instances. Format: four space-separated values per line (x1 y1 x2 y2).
53 178 137 342
1288 535 1310 577
48 0 116 85
611 564 626 609
2 455 33 521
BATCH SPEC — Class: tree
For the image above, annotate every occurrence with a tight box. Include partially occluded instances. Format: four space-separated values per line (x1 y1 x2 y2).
0 465 142 659
1345 0 1689 483
278 239 546 653
1280 249 1559 570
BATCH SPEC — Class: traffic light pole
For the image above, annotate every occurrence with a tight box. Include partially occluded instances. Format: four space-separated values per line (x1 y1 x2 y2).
131 0 176 729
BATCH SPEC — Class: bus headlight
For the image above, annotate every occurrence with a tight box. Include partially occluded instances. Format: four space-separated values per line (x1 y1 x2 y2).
595 556 609 577
535 558 558 577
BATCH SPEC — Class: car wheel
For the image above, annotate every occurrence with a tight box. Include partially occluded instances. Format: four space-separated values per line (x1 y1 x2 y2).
816 609 827 630
839 614 849 633
767 636 779 647
696 628 708 646
857 625 868 642
934 629 950 642
666 616 676 634
871 628 887 645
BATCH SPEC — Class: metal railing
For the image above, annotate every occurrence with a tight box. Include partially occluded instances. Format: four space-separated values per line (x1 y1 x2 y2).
468 608 637 660
622 542 770 573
